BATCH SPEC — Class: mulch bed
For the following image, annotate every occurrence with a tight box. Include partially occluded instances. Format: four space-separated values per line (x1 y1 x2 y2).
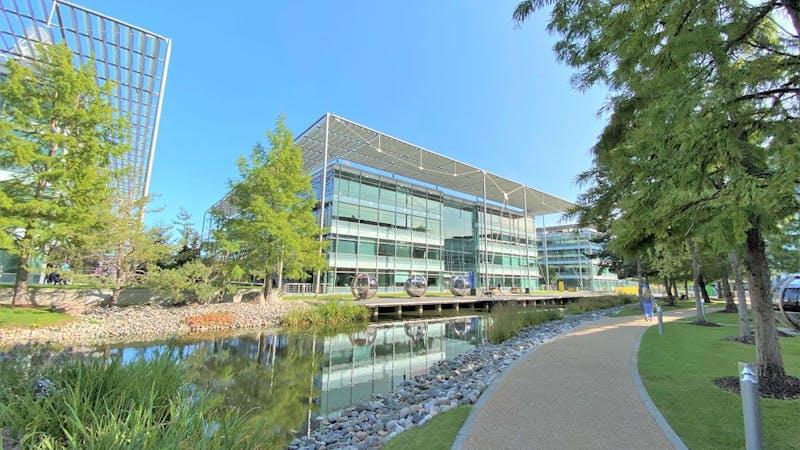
713 375 800 400
724 330 796 345
724 335 756 345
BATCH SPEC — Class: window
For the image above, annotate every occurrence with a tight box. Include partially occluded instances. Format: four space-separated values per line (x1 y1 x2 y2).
395 213 409 228
360 206 378 224
411 216 427 232
360 239 377 256
379 242 395 257
361 180 380 203
428 248 441 260
396 243 411 258
379 210 396 227
336 203 359 222
413 245 426 259
335 272 355 287
336 239 357 255
394 272 410 286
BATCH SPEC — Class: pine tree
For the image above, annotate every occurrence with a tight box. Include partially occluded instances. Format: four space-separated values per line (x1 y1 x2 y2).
0 43 127 305
211 116 326 302
514 1 799 385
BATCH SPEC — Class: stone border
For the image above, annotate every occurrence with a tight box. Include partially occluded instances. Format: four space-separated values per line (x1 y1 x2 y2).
630 330 688 450
451 334 549 450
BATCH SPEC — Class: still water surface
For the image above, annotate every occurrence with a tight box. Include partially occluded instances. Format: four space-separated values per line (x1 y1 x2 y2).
96 314 487 445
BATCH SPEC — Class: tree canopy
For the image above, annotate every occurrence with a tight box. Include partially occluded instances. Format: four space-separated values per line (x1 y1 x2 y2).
514 0 799 383
0 43 128 304
211 116 326 301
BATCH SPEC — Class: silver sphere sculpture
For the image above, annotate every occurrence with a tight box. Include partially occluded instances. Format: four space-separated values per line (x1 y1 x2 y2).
449 275 470 296
404 275 428 297
351 273 378 300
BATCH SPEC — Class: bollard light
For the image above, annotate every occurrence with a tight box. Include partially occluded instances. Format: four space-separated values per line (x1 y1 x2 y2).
656 306 664 336
738 362 762 450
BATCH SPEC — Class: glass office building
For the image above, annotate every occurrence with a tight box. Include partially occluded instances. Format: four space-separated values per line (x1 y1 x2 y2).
317 165 540 293
537 224 637 292
207 113 574 294
0 0 172 201
0 1 171 283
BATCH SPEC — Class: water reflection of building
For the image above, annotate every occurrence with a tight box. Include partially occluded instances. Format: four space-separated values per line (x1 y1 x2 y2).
316 317 483 413
98 316 485 417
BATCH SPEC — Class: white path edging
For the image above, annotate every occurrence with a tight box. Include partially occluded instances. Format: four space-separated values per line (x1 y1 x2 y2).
630 329 689 450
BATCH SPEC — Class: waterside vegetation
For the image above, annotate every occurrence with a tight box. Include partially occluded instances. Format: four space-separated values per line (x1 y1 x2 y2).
486 295 635 343
282 301 370 328
0 350 268 449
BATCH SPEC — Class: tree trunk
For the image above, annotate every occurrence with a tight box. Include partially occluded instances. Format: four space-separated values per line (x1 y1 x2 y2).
698 274 711 304
665 278 676 306
261 271 271 304
683 280 689 300
783 1 800 38
743 226 786 383
688 240 706 323
257 331 267 365
11 262 30 306
720 269 737 313
110 287 122 306
671 280 679 299
636 257 644 305
276 258 284 295
729 251 750 338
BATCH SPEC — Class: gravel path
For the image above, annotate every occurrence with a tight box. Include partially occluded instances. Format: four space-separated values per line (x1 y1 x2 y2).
0 302 306 348
454 310 697 450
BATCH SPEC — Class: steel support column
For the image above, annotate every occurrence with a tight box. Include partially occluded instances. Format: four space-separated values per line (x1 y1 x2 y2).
481 171 489 292
523 190 531 292
314 113 331 294
142 38 172 202
542 215 550 289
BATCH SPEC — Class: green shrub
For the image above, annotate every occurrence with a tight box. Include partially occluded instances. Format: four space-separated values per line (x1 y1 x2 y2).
487 304 562 343
145 260 221 305
564 295 636 315
0 348 268 449
282 301 369 328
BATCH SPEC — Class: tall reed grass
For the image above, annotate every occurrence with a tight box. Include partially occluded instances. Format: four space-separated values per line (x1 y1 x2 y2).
486 305 562 343
486 295 636 343
0 349 267 449
282 301 369 328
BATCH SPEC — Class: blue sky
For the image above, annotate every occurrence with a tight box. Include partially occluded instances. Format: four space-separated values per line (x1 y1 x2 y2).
79 0 608 231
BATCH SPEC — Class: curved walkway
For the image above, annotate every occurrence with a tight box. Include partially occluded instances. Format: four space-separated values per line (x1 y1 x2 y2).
454 309 696 450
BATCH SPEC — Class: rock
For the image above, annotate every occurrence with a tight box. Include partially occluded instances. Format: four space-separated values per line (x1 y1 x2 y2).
296 307 618 449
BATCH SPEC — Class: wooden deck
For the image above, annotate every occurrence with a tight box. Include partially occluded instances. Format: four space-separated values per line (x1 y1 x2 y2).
354 291 608 317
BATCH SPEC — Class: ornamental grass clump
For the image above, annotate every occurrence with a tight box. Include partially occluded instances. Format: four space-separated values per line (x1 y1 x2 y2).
0 348 267 449
487 304 562 343
282 301 369 328
564 295 636 315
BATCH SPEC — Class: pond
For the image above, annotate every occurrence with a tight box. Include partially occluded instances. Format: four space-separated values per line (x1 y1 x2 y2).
91 314 487 446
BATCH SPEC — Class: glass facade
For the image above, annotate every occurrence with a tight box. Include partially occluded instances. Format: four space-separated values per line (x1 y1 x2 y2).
537 225 637 292
315 165 539 294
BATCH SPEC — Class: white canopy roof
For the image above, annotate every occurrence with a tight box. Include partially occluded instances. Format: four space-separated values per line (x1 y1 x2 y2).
297 113 574 216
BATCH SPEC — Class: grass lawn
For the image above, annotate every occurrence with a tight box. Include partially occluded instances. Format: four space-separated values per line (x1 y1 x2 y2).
0 305 73 329
383 406 471 450
614 300 696 317
638 311 799 449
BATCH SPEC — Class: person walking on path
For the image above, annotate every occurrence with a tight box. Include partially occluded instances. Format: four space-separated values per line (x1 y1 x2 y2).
642 287 656 322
